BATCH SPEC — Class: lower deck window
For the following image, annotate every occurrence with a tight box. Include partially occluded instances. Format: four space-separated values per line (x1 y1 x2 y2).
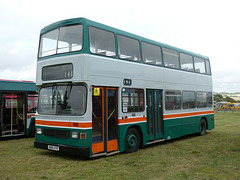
196 92 208 108
165 90 181 110
182 91 195 109
122 88 144 112
207 92 213 107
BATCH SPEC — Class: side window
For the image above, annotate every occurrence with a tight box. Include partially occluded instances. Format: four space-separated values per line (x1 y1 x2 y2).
117 35 141 61
207 92 213 107
89 26 116 57
180 53 194 72
205 60 211 75
165 90 181 110
182 91 195 109
196 92 207 108
122 88 144 112
142 42 162 66
163 48 179 69
194 57 206 74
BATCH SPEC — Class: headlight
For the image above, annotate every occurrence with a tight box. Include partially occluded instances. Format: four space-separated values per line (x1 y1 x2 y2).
36 128 42 135
72 132 79 139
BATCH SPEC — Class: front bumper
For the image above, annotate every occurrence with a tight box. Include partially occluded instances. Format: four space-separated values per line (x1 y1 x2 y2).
34 141 90 157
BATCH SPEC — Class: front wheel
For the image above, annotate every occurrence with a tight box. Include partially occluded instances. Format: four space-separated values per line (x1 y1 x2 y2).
125 128 140 153
199 119 207 136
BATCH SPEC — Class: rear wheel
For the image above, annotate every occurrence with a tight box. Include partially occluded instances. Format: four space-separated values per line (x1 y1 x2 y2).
125 128 140 153
199 119 207 136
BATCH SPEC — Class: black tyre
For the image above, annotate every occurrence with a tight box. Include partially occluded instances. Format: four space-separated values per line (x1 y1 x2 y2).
199 119 207 136
125 128 140 153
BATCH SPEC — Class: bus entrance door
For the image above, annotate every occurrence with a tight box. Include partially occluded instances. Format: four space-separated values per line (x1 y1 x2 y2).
0 93 26 136
146 89 163 141
92 87 118 155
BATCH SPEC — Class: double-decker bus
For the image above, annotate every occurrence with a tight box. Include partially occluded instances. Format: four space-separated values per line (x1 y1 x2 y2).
0 79 38 137
34 18 214 158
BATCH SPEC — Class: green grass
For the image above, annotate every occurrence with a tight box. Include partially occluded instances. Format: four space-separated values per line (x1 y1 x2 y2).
0 111 240 180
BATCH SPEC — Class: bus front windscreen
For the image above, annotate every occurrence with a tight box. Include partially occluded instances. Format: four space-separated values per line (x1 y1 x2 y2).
38 84 87 116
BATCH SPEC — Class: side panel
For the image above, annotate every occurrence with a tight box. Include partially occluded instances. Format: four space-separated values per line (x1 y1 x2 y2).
163 111 214 140
205 114 215 130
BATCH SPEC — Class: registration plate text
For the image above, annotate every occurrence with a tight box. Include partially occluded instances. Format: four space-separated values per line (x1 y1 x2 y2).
48 145 59 151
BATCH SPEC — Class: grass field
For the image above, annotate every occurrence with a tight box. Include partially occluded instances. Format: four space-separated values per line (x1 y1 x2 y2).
0 111 240 180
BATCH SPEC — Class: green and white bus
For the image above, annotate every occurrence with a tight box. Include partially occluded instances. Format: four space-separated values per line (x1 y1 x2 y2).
34 18 214 158
0 79 37 137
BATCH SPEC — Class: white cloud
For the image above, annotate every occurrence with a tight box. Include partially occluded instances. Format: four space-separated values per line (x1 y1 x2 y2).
0 0 240 92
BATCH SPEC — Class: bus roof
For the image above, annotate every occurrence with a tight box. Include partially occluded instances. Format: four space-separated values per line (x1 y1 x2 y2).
40 17 209 60
0 79 37 92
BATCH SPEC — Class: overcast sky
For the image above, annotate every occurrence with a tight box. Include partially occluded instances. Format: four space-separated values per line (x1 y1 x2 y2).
0 0 239 92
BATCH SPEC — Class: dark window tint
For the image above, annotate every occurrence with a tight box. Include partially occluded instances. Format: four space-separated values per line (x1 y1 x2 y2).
165 90 181 110
122 88 144 112
42 63 73 81
207 92 213 107
196 91 207 108
182 91 195 109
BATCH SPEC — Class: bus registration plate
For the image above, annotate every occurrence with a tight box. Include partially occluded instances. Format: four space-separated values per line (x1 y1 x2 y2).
48 145 59 151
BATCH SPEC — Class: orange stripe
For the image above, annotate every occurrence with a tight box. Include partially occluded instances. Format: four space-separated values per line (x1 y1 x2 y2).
118 117 147 125
163 110 214 119
35 119 92 128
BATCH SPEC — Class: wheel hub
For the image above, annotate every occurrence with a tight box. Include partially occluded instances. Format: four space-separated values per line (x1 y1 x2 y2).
127 134 137 149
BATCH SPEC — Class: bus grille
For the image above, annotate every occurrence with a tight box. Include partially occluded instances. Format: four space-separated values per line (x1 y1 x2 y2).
43 129 70 139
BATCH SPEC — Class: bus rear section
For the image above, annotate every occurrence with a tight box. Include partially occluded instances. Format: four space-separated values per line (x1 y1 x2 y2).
0 80 37 137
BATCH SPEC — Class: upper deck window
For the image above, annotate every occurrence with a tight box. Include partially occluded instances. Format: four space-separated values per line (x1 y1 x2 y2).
89 27 116 57
117 35 141 62
180 53 194 72
142 42 162 66
194 57 206 74
163 48 180 69
39 24 83 58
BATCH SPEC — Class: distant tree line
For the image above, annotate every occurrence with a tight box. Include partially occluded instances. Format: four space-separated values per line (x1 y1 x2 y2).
214 94 240 103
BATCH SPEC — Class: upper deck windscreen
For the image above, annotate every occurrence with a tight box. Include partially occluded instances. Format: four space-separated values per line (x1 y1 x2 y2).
38 24 83 58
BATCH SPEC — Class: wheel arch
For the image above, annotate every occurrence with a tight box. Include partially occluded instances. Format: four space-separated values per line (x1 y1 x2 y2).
200 116 208 129
127 125 143 148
